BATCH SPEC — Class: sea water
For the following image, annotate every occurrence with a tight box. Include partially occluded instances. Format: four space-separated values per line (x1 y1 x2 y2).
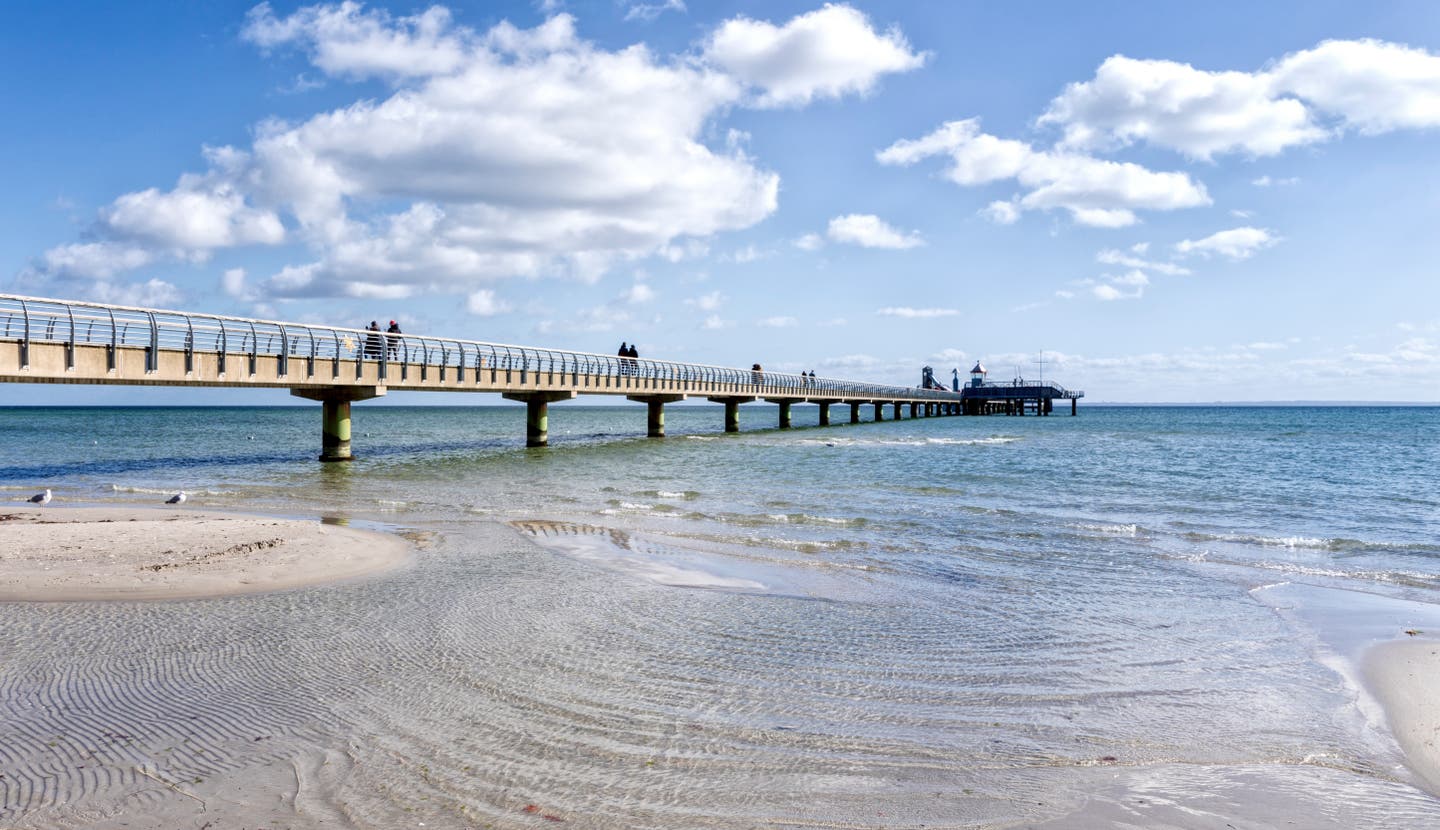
1 404 1439 827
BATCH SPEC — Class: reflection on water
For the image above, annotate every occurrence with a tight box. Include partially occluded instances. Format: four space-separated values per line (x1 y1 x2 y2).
2 406 1440 826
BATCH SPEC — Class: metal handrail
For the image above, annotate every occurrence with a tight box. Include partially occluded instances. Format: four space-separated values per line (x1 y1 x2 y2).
0 293 963 401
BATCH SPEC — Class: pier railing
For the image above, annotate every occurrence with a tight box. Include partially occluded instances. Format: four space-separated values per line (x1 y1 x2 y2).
0 294 958 402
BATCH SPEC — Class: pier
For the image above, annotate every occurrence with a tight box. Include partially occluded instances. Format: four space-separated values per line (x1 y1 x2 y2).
954 362 1083 416
0 294 964 459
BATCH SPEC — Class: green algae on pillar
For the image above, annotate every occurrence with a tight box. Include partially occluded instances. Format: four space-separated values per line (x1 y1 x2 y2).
628 394 687 438
290 385 387 462
707 396 754 433
503 390 578 447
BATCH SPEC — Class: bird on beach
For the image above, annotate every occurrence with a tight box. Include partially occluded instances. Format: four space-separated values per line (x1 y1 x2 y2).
165 491 187 505
29 489 52 506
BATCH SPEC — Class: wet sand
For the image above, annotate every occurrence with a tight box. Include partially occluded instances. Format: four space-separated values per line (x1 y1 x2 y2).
0 505 412 601
1367 637 1440 795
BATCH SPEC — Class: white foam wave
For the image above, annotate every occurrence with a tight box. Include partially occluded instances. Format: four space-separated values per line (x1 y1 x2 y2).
108 484 234 496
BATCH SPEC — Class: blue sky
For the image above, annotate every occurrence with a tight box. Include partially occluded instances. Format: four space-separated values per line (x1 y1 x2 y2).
4 0 1440 404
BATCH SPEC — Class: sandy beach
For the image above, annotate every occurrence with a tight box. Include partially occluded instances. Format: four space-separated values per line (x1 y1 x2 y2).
1367 637 1440 796
0 505 413 601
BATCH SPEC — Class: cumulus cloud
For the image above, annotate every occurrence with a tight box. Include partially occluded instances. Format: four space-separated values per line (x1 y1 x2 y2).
758 315 797 328
703 4 926 107
1039 39 1440 160
466 288 512 316
685 290 724 311
826 214 923 249
878 118 1210 227
242 1 471 80
1175 226 1278 259
1091 269 1149 301
39 242 154 280
623 281 656 304
1252 175 1299 187
876 306 957 318
37 5 827 302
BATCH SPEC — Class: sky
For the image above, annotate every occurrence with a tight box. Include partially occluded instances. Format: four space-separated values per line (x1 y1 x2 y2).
4 0 1440 404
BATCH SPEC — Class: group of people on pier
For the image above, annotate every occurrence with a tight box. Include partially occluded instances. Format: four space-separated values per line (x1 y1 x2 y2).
363 320 403 360
618 341 639 374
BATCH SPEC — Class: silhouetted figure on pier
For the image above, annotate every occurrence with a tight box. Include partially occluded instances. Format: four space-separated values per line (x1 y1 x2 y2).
365 321 382 359
752 363 763 385
618 342 629 374
386 320 402 360
626 343 638 373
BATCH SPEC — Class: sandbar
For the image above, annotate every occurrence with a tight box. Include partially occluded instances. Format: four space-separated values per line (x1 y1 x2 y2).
1366 637 1440 795
0 505 412 601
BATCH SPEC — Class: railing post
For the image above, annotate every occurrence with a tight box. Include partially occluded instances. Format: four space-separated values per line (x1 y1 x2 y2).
217 319 226 375
184 316 194 374
145 311 159 373
18 299 30 368
65 305 76 370
247 322 258 376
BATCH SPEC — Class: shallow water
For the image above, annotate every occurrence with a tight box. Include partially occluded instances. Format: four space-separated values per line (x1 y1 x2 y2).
2 404 1439 827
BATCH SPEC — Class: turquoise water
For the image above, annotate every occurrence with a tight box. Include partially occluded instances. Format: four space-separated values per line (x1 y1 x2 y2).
2 404 1439 827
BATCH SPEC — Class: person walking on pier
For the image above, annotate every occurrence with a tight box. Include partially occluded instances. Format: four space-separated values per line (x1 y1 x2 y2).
618 342 630 375
386 320 402 361
751 363 763 385
626 343 639 374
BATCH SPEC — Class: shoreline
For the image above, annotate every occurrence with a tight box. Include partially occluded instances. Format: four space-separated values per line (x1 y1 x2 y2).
1366 637 1440 796
0 505 413 601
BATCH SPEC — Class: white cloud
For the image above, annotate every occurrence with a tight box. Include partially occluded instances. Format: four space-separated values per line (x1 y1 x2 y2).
220 267 252 300
758 315 797 328
727 244 768 263
1039 55 1325 159
242 1 471 80
87 278 182 309
703 4 926 108
1251 175 1300 187
980 200 1020 225
1091 269 1149 301
623 282 656 304
1270 39 1440 134
1096 248 1190 276
102 178 284 250
685 290 724 311
826 214 923 249
1037 39 1440 160
878 118 1210 227
701 314 731 330
1175 226 1279 260
39 242 154 280
466 288 512 316
623 1 685 22
876 306 958 318
794 233 825 251
40 6 784 301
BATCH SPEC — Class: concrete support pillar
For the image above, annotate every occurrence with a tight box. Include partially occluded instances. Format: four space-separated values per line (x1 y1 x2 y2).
504 391 578 447
777 400 792 429
1072 397 1078 416
526 398 549 446
291 385 386 462
321 399 351 462
909 402 918 419
818 402 830 426
850 402 861 424
892 402 902 420
629 394 685 438
874 402 884 421
707 396 754 433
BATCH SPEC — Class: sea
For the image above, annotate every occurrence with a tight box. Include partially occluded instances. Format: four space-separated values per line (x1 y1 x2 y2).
2 403 1439 828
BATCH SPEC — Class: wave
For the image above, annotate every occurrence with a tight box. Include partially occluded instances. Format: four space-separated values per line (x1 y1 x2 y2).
107 484 235 496
1071 522 1141 536
1180 530 1440 555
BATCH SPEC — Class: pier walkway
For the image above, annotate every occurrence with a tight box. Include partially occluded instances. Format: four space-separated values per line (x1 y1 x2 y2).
0 294 963 460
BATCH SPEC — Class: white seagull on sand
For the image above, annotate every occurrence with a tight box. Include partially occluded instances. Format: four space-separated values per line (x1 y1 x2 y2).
29 489 52 506
165 491 187 505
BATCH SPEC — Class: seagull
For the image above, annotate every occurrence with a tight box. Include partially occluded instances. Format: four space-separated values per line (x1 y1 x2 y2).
166 491 187 505
28 489 51 506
